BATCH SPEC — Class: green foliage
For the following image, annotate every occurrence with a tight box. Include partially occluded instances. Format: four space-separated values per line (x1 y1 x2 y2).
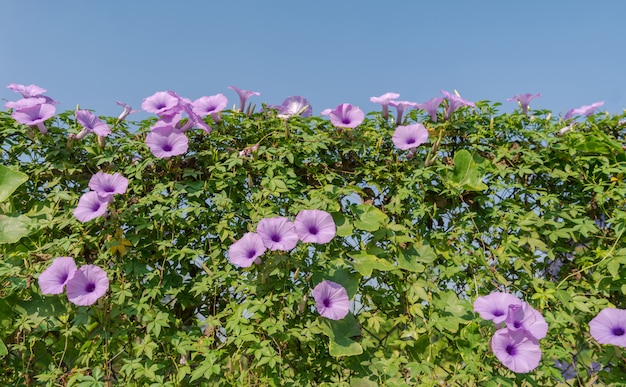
1 104 626 386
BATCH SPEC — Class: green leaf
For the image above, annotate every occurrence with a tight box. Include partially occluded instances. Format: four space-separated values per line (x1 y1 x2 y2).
0 340 7 357
332 212 354 237
328 336 363 357
353 204 388 232
350 377 378 387
449 149 489 191
322 314 363 357
0 214 33 244
347 251 396 276
0 165 28 202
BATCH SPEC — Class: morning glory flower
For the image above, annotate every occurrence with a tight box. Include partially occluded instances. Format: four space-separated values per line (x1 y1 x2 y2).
145 126 189 159
5 97 46 110
6 83 58 104
228 232 267 268
75 110 111 139
507 93 542 115
65 265 110 306
228 86 260 113
142 91 182 117
73 191 111 222
327 103 365 129
505 302 548 340
389 100 418 125
313 280 350 320
256 216 299 251
392 123 429 151
370 92 400 119
88 172 129 200
414 97 444 122
192 94 228 119
589 308 626 347
180 102 211 133
277 96 312 118
491 328 542 373
294 210 336 244
11 102 56 134
38 257 77 294
473 292 522 324
564 101 605 120
441 90 475 119
116 101 139 122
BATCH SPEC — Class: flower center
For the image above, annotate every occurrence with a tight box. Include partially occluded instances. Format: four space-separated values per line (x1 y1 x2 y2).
91 202 102 211
323 298 331 308
85 282 96 293
247 249 256 259
406 137 416 144
162 144 173 152
342 118 351 125
104 185 115 193
505 344 517 356
492 309 504 317
613 327 625 336
59 273 68 284
308 226 319 235
513 321 522 329
271 234 281 242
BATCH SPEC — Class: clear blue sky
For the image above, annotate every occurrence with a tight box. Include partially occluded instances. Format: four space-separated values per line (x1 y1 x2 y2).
2 1 625 120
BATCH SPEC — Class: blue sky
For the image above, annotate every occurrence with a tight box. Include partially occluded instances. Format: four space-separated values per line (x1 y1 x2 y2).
2 1 625 120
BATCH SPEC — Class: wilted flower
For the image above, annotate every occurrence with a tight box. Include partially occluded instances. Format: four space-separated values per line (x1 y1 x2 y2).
589 308 626 347
38 257 77 295
180 102 211 133
389 100 418 125
414 97 444 122
277 96 312 118
370 92 400 119
228 232 267 267
473 292 522 324
327 103 365 129
564 101 605 120
294 210 336 244
145 125 189 158
491 328 542 373
441 90 475 119
313 280 350 320
73 191 110 222
507 93 542 115
88 172 129 200
256 216 299 251
116 101 139 122
75 110 111 139
228 86 260 113
65 265 109 306
392 123 429 151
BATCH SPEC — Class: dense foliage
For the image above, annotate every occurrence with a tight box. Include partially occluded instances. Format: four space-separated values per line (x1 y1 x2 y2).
1 100 626 386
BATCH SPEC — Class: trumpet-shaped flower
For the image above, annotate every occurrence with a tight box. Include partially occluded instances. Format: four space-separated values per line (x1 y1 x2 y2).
294 210 336 244
277 96 312 118
88 172 129 200
73 191 110 222
228 232 267 267
228 86 260 112
38 257 77 295
256 216 299 251
415 97 444 122
7 83 58 104
473 292 522 324
328 103 364 129
192 94 228 117
370 92 400 119
392 123 429 151
116 101 139 122
491 328 542 373
142 91 181 117
180 102 211 133
589 308 626 347
145 126 189 158
389 100 418 124
564 101 605 120
507 93 542 115
75 110 111 138
11 102 56 134
313 280 350 320
66 265 109 306
505 302 548 340
441 90 475 119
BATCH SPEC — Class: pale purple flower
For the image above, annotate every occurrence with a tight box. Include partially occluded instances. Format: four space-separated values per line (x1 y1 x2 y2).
38 257 77 295
145 126 189 159
505 302 548 340
192 94 228 118
277 96 312 118
256 216 299 251
491 328 542 373
392 123 429 151
11 103 56 134
473 292 522 324
313 280 350 320
228 232 267 267
73 191 110 222
88 172 129 200
389 100 418 125
142 91 181 116
228 86 260 113
294 210 336 244
441 90 475 119
116 101 139 122
66 265 109 306
180 102 211 133
75 110 111 139
5 97 46 110
589 308 626 347
320 108 332 116
7 83 58 104
328 103 365 129
564 101 605 120
370 92 400 119
414 97 444 122
507 93 542 115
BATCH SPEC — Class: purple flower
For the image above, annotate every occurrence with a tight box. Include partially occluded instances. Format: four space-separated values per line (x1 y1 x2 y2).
142 91 182 117
11 102 56 134
564 101 605 120
389 100 418 125
313 280 350 320
473 292 522 324
73 191 110 222
277 96 312 118
7 83 58 104
505 302 548 340
328 103 365 129
256 216 299 251
589 308 626 347
294 210 336 244
192 94 228 119
507 93 542 115
228 232 267 267
38 257 77 294
370 92 400 119
180 102 211 133
491 328 542 373
228 86 260 113
66 265 109 306
116 101 139 122
145 126 189 159
75 110 111 139
392 123 429 151
88 172 129 200
441 90 475 119
414 97 444 122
